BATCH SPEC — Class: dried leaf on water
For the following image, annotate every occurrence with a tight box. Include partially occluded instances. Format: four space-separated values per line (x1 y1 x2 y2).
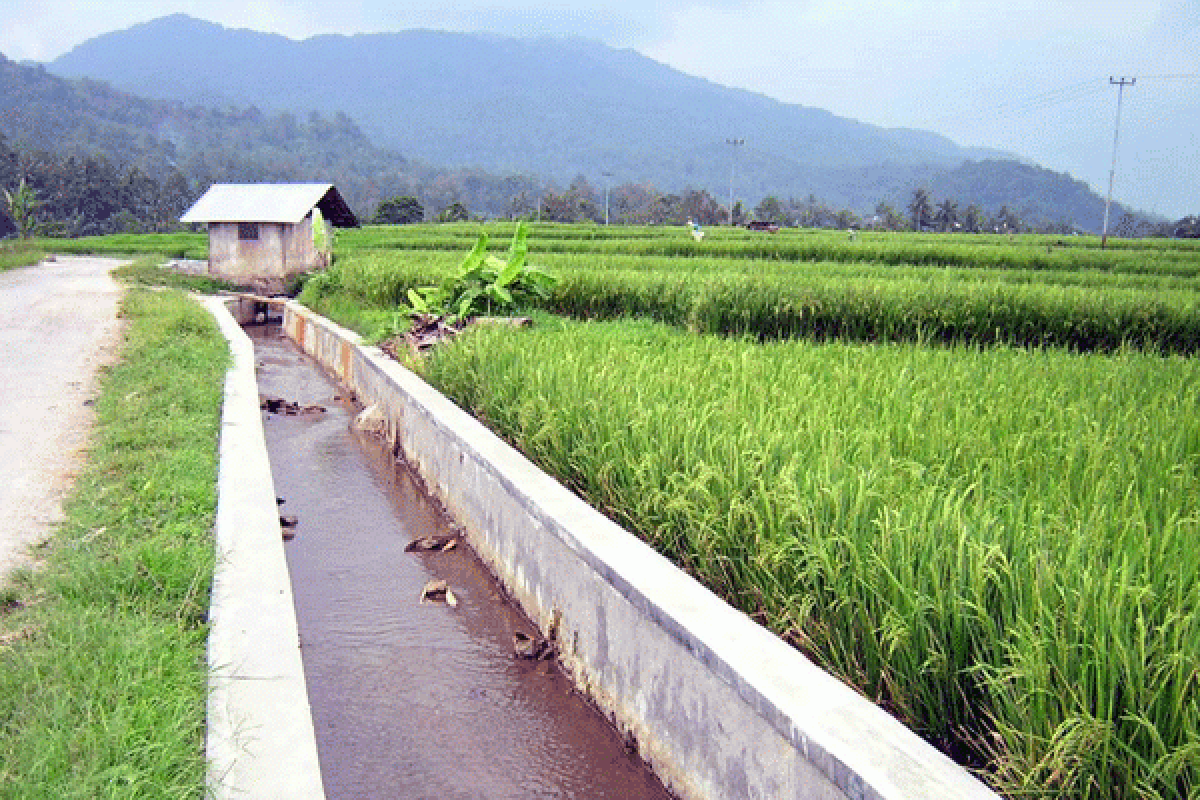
420 579 458 607
404 535 460 553
512 631 556 661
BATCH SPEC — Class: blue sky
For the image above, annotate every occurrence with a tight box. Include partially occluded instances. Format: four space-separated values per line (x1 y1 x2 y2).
4 0 1197 217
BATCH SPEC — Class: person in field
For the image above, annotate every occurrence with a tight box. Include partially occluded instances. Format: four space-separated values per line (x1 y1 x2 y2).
686 217 704 241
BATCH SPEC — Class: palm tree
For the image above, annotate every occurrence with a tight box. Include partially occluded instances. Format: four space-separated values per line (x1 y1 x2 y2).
934 199 958 232
963 203 984 233
908 188 932 231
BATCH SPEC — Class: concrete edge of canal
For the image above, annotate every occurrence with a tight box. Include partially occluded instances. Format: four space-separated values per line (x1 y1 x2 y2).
202 296 326 800
275 298 1001 800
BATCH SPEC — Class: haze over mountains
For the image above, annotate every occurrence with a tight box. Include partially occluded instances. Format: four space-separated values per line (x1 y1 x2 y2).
5 14 1151 230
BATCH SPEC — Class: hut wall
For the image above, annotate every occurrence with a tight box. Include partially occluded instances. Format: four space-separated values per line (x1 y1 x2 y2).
207 217 327 292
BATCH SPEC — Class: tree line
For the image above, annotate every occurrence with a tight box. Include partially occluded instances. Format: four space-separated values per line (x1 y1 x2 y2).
0 133 197 238
370 178 1192 237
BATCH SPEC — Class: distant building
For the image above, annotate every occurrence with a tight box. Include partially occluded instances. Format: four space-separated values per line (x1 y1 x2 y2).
181 183 358 293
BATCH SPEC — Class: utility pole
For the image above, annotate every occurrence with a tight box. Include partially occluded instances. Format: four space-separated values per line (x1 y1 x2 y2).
1101 76 1135 248
726 138 744 225
602 170 613 226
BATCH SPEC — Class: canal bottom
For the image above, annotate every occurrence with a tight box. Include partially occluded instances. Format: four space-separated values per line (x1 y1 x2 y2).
250 326 673 800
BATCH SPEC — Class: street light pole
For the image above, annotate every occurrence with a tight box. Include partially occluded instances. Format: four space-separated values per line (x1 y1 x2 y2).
602 170 613 226
726 138 744 225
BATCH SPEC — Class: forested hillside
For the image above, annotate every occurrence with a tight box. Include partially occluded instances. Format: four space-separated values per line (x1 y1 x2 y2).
0 53 546 231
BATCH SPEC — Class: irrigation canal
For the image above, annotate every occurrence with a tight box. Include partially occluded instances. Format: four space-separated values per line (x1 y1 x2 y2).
250 323 673 799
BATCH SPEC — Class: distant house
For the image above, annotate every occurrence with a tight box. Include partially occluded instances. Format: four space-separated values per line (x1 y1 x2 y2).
180 183 358 292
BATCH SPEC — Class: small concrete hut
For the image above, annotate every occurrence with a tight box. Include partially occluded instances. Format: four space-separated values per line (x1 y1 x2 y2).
181 183 358 293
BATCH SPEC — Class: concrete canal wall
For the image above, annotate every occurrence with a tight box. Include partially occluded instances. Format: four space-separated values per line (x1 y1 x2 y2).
282 301 1001 800
203 297 326 799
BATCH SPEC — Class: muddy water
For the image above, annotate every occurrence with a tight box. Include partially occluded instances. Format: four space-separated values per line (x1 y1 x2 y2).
251 326 673 800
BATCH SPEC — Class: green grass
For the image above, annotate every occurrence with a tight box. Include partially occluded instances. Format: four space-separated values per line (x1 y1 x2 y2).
112 256 238 294
32 232 208 260
418 317 1200 800
0 289 227 798
0 242 47 272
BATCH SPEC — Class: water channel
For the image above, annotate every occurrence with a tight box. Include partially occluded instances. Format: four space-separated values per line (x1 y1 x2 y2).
251 325 674 800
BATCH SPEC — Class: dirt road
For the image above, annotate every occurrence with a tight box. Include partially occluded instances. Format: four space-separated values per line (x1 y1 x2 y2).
0 256 124 582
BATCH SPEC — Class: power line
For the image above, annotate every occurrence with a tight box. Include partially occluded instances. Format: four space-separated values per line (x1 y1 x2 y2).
1134 73 1200 81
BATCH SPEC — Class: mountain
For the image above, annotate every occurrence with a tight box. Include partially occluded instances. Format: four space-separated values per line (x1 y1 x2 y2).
46 14 1131 226
5 15 1144 232
51 14 998 178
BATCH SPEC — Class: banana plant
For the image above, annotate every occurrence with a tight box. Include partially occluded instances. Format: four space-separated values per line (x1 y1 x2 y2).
403 222 557 322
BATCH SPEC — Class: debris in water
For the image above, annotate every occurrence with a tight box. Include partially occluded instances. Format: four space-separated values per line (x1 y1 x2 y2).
260 394 326 415
513 631 556 661
404 535 459 553
420 579 458 607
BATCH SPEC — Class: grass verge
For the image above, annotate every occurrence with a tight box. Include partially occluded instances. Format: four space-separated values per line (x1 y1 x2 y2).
0 289 227 798
112 255 237 294
0 242 47 272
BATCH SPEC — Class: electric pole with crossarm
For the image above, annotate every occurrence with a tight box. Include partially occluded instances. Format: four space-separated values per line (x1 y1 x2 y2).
1101 76 1135 248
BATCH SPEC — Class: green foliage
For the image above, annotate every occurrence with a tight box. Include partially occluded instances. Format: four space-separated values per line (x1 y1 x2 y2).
401 222 558 320
436 201 469 223
0 241 45 272
311 206 328 253
373 195 424 224
111 256 239 293
3 178 39 239
753 195 786 225
418 317 1200 800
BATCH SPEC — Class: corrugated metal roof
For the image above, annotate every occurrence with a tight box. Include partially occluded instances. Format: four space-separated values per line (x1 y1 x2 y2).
180 183 358 226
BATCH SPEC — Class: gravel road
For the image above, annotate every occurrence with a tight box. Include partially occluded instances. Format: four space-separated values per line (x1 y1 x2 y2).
0 255 124 582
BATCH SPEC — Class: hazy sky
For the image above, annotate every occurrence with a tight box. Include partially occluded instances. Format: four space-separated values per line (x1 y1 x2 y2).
3 0 1197 216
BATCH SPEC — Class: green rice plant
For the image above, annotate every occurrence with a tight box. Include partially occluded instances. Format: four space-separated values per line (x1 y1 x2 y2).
320 226 1200 353
32 232 208 259
339 224 1200 280
544 268 1200 353
417 318 1200 799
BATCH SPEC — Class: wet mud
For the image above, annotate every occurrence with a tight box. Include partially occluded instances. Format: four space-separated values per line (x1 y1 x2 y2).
251 326 673 800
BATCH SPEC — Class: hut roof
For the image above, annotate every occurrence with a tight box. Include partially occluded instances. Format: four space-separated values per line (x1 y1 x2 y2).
180 183 359 227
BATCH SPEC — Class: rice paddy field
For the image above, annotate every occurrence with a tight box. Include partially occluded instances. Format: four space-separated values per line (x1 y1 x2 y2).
297 222 1200 798
78 221 1197 798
